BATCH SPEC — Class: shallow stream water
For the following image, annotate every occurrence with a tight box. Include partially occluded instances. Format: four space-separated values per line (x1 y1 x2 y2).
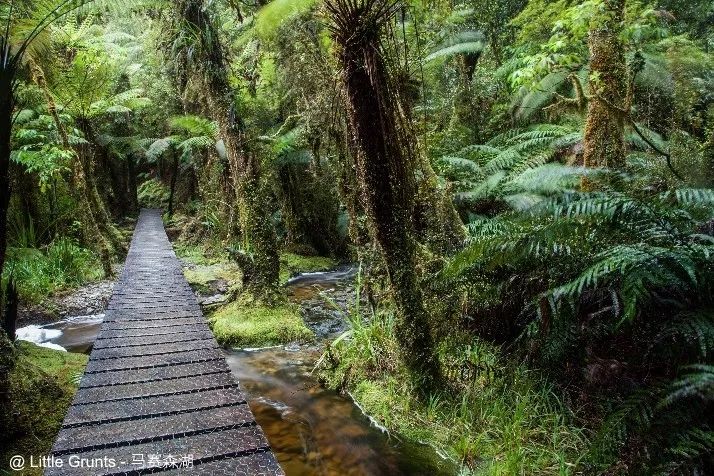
16 267 455 475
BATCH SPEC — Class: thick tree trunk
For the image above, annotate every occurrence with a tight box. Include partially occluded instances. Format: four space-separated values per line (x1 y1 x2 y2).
179 0 279 293
126 153 139 213
218 119 279 292
76 118 126 252
328 0 442 392
70 151 114 278
101 146 127 217
583 0 627 170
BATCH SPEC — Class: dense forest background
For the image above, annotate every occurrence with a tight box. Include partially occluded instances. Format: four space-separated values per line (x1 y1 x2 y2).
1 0 713 474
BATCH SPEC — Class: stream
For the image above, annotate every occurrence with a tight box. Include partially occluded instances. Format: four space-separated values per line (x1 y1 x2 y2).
16 267 456 475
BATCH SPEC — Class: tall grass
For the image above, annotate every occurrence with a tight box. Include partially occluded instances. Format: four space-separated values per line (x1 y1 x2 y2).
317 270 587 474
5 238 102 304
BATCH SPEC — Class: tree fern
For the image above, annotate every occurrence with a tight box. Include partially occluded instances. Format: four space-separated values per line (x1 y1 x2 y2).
424 30 485 62
169 115 218 139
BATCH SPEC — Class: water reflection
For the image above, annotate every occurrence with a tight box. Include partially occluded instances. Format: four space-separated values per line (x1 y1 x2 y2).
225 347 454 475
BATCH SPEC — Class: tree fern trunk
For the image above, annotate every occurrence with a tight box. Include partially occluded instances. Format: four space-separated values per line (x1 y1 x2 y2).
327 0 442 392
583 0 627 171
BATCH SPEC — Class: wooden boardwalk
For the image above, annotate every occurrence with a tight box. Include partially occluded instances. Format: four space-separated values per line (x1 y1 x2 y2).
47 209 283 476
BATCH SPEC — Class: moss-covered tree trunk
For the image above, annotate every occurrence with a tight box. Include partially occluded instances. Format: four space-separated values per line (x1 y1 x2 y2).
178 0 279 293
126 153 139 213
327 0 442 392
583 0 627 170
70 152 114 278
76 118 125 254
168 148 180 217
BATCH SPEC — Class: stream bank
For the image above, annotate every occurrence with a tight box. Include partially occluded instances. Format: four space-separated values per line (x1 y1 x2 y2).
16 255 456 475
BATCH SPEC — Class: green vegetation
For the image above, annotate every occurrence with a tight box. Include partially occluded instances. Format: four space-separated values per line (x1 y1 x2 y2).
137 178 170 209
342 361 584 474
210 293 312 347
175 243 227 266
7 238 102 304
320 275 585 473
279 252 337 284
183 262 243 295
2 0 713 474
179 247 325 346
0 342 87 474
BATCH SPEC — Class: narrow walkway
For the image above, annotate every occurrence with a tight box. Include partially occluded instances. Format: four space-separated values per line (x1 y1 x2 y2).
47 209 283 476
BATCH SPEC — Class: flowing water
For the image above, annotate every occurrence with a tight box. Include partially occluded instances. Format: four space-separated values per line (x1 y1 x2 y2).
16 267 456 476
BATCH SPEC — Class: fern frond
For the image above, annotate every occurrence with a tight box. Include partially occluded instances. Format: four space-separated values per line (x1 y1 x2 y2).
169 115 218 138
425 30 485 62
661 365 714 407
659 310 714 359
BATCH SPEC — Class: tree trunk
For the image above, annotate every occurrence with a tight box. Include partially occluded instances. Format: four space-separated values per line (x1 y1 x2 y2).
0 72 13 280
583 0 627 170
168 149 180 217
179 0 279 293
126 153 139 213
327 0 442 392
76 117 126 253
70 151 114 278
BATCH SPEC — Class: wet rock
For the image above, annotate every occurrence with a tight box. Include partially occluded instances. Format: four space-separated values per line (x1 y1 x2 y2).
284 342 302 352
18 278 116 326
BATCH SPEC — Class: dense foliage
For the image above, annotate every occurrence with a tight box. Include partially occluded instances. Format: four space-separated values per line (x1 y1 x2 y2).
1 0 713 474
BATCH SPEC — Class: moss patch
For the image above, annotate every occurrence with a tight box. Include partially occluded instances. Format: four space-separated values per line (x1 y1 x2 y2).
183 262 243 296
209 294 313 347
279 252 337 284
175 243 227 266
1 342 87 474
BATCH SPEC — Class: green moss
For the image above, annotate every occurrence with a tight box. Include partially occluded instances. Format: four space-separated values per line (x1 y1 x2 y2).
175 244 227 266
1 342 87 474
279 252 337 284
183 262 243 295
209 293 314 347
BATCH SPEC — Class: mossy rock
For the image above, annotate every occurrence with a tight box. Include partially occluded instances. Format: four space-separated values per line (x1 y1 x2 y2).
0 342 87 474
175 244 227 266
279 252 337 284
183 262 243 296
209 294 314 348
